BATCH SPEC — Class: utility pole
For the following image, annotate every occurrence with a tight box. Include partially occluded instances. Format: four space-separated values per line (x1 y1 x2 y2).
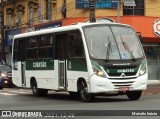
113 0 120 23
117 0 120 23
0 0 6 63
89 0 96 23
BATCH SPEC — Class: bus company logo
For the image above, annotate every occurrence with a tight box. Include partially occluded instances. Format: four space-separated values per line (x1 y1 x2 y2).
121 73 126 77
153 18 160 37
117 69 134 73
33 61 47 68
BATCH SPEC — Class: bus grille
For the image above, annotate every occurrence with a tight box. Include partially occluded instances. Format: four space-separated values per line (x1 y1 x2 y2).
111 81 135 89
107 72 137 76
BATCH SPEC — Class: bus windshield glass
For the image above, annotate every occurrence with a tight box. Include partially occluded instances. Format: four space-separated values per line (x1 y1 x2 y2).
84 25 144 60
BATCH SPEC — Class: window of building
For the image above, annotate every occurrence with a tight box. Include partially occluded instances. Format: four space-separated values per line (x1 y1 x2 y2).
6 14 12 28
123 0 144 16
28 8 34 25
6 8 14 29
16 12 22 27
38 2 43 22
46 0 52 21
15 5 24 27
61 0 66 18
28 1 38 25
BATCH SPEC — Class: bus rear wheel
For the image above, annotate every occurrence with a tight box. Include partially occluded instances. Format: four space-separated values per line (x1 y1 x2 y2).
31 80 48 97
127 90 142 100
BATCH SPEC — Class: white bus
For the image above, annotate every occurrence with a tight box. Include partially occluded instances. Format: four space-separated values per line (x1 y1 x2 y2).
12 22 148 102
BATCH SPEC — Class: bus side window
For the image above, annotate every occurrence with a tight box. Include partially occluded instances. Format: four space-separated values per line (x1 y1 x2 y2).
69 34 84 58
13 40 19 61
27 37 39 60
18 39 26 61
39 35 53 59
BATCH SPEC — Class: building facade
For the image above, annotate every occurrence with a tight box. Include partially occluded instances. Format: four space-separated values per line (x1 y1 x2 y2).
0 0 160 80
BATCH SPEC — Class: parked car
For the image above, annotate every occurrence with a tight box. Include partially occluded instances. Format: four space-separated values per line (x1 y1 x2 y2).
0 65 12 88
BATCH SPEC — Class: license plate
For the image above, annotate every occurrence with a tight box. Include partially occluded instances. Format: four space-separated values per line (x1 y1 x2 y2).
119 87 129 92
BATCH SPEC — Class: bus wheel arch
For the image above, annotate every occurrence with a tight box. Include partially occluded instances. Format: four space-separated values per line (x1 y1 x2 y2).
77 78 94 102
30 77 48 97
30 77 36 88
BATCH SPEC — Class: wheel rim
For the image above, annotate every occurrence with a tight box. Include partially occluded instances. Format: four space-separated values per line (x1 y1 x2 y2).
81 87 90 100
32 85 37 94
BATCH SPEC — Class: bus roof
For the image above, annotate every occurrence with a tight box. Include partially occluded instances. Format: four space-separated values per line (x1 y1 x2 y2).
13 22 131 39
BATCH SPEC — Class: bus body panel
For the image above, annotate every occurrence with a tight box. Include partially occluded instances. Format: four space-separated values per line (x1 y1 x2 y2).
67 71 88 91
25 70 57 89
12 61 24 87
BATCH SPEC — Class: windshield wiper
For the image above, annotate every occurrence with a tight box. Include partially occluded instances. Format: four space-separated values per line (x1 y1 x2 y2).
120 36 136 61
105 37 112 62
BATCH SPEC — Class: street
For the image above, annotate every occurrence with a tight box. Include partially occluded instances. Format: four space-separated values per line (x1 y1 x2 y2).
0 88 160 119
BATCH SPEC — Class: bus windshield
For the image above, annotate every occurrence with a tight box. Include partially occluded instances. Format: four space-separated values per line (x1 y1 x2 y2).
84 25 144 60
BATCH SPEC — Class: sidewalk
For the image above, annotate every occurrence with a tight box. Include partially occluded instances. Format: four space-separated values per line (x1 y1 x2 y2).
143 80 160 95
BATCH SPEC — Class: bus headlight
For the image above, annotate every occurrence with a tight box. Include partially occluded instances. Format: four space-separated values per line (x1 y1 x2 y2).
139 65 147 76
93 67 105 77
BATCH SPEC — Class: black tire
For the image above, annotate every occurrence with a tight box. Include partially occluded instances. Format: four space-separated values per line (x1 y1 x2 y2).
127 90 142 100
31 80 48 97
0 86 3 90
9 83 13 88
69 92 80 97
39 89 48 96
79 81 94 102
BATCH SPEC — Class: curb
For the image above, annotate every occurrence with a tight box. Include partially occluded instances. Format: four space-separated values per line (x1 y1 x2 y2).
143 80 160 95
147 80 160 85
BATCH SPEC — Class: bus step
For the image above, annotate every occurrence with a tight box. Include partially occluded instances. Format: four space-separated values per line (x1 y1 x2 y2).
58 87 66 91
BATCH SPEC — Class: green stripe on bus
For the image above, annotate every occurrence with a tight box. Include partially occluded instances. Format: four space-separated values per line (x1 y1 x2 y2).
67 59 87 71
105 68 139 74
26 59 54 70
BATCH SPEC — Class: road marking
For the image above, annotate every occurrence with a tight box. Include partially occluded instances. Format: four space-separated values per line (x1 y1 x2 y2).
8 90 32 94
0 92 18 96
0 89 32 96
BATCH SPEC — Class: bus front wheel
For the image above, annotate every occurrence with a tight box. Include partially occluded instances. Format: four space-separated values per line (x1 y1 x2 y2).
79 81 94 102
69 92 79 97
127 90 142 100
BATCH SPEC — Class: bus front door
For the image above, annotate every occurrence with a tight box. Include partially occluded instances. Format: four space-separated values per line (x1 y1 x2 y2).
55 34 67 90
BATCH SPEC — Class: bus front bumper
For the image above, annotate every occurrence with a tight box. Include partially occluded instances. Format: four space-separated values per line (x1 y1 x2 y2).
89 74 148 93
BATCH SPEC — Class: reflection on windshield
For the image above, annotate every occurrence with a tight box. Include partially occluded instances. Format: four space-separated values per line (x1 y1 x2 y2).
84 25 144 60
120 36 136 61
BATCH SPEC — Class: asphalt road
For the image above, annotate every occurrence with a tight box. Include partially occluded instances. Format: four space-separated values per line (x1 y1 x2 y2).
0 88 160 119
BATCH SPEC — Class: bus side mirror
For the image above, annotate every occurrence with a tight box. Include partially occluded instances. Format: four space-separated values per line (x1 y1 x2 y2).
137 32 142 42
